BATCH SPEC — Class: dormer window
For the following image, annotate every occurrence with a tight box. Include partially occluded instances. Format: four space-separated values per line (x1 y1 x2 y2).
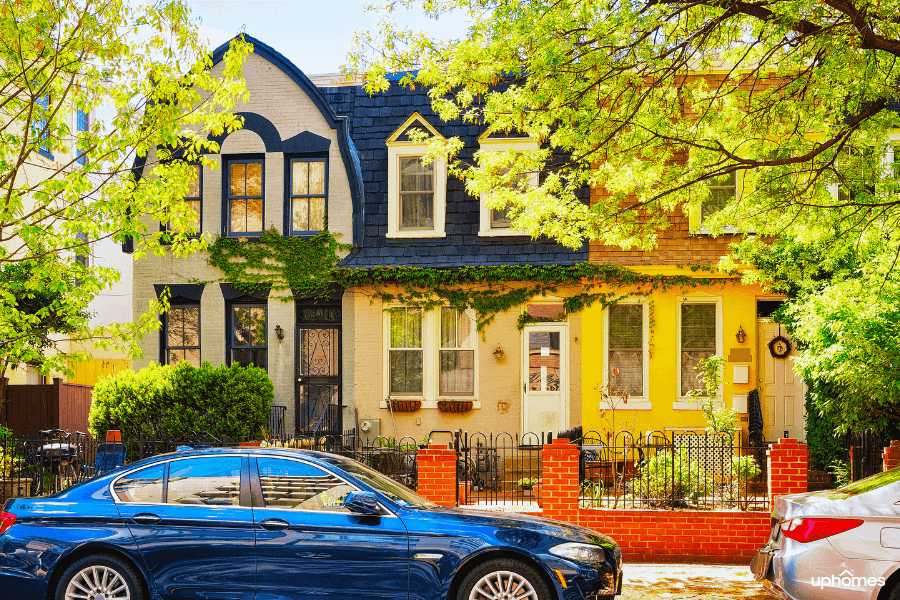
476 134 539 236
386 113 447 239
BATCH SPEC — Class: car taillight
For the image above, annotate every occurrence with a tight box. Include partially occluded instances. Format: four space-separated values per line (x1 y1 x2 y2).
780 518 864 543
0 512 16 536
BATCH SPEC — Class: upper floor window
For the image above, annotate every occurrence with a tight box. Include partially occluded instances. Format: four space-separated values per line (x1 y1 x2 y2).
164 304 201 367
226 158 264 235
701 172 735 228
386 113 447 239
477 135 539 236
34 94 53 160
75 109 89 166
164 164 202 237
229 303 267 370
289 158 326 234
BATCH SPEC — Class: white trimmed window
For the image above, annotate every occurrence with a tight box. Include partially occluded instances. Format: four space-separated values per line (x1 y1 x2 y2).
386 113 447 238
601 300 650 410
675 296 723 409
384 306 478 406
477 136 539 236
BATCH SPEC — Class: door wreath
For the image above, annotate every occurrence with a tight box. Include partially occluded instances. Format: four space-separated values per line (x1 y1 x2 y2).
768 335 792 359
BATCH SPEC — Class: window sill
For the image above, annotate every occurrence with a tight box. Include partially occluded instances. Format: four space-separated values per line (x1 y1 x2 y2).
477 229 530 237
598 399 652 411
386 230 446 239
696 227 743 235
673 399 724 411
381 399 481 410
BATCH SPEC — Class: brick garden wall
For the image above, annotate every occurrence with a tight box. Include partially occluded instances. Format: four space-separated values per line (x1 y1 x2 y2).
417 437 814 564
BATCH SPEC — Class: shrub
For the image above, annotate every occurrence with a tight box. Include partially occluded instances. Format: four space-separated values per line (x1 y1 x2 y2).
632 451 713 507
89 361 274 440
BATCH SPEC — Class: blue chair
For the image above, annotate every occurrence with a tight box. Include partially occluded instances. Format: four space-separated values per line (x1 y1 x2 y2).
84 443 127 476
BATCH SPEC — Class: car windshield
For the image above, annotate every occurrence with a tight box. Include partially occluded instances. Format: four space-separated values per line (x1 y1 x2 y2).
837 467 900 496
329 458 436 509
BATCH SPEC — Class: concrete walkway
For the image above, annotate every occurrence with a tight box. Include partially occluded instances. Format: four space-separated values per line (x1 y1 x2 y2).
622 564 769 599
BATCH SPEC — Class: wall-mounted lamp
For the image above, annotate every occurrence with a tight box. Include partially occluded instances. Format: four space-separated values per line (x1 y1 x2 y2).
275 324 284 341
493 344 505 360
735 325 746 344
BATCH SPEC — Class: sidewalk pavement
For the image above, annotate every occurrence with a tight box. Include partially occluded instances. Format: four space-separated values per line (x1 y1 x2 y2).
622 564 769 599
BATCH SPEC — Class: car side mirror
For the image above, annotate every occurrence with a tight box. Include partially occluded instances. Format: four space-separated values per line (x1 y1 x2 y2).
344 491 382 515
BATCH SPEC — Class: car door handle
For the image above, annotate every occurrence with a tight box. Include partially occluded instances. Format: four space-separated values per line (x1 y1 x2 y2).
259 518 291 531
131 513 160 525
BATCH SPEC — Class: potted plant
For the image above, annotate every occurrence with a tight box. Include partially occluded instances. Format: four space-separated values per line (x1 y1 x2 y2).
518 477 539 498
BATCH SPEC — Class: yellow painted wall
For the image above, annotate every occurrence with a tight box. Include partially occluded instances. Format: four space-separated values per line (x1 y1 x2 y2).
70 359 132 386
580 276 763 439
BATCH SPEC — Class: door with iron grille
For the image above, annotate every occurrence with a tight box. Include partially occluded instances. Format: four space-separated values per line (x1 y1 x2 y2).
295 305 342 435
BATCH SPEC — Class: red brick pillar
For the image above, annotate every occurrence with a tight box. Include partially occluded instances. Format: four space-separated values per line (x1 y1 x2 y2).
417 444 457 507
883 441 900 472
541 438 580 522
767 438 809 507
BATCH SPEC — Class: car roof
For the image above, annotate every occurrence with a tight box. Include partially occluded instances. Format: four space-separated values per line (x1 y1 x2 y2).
133 446 351 464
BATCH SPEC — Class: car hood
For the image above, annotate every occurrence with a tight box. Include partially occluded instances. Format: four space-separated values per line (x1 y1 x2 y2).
774 482 900 521
415 506 619 552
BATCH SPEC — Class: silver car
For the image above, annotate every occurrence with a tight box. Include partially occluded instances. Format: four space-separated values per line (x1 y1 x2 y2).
752 469 900 599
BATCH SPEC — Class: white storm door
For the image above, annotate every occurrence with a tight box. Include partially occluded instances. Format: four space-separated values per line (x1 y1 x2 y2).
759 320 806 442
522 325 568 435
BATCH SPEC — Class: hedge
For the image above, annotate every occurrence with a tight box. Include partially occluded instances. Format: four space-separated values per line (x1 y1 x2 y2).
89 361 274 440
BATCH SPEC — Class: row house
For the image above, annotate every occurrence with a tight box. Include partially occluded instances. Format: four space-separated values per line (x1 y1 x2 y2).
130 35 805 444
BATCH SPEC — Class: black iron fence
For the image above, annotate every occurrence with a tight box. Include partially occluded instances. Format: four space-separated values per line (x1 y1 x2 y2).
1 429 419 501
455 431 551 508
268 405 287 438
842 430 895 482
575 430 770 511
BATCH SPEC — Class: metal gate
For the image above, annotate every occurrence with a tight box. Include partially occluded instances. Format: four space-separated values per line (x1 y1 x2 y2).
454 430 550 507
295 305 342 435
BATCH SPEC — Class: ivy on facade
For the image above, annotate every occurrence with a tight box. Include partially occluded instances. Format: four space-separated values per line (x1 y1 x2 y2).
205 230 741 331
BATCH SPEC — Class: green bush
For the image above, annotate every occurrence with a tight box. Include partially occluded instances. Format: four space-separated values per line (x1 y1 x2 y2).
632 451 713 507
89 361 274 440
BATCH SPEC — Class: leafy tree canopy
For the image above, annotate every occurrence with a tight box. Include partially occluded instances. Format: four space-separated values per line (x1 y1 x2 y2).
0 0 251 376
351 0 900 433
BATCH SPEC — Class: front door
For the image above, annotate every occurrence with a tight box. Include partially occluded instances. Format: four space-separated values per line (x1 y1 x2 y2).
296 304 342 435
522 325 568 435
758 320 806 441
251 456 409 600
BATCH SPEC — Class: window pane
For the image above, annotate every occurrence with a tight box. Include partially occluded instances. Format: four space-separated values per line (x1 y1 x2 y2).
491 207 511 229
184 349 201 368
440 350 474 395
309 161 325 195
309 197 325 231
247 198 263 232
389 308 406 348
406 308 422 347
186 165 201 198
390 350 423 394
234 348 267 369
246 162 262 196
167 457 242 506
231 198 246 232
608 304 643 397
113 464 164 503
292 161 309 195
168 349 185 365
183 307 200 346
441 308 473 348
167 308 184 347
681 304 716 395
233 306 250 345
292 198 310 232
257 458 353 511
440 307 457 347
250 306 266 345
400 193 434 229
230 163 245 197
187 200 201 233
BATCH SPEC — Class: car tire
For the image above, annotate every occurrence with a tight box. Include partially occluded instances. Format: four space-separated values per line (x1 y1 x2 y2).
458 558 553 600
55 554 145 600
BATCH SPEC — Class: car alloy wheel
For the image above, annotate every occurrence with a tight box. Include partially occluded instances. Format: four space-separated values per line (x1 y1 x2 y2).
57 555 143 600
459 559 551 600
469 570 537 600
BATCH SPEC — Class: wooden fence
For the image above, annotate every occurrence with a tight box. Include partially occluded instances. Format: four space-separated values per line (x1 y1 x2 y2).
1 378 93 435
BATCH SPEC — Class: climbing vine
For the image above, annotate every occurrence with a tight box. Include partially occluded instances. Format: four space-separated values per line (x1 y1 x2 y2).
205 230 741 331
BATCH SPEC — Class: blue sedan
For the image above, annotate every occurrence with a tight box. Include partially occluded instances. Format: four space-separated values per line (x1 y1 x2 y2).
0 447 622 600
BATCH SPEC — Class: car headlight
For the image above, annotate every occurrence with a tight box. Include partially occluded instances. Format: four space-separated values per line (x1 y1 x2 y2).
549 542 607 566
